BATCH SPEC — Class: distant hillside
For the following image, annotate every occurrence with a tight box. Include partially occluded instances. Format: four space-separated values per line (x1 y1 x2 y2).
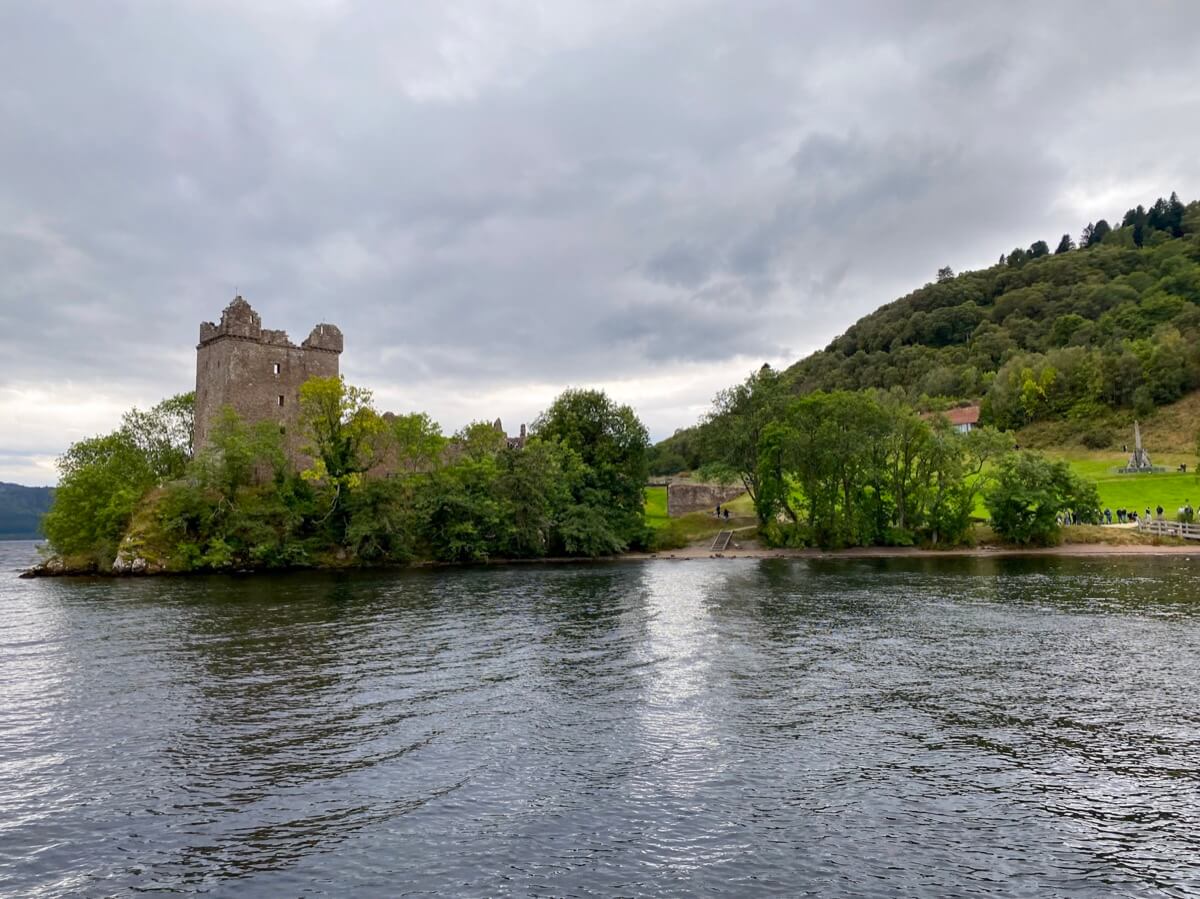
650 193 1200 473
784 193 1200 432
0 482 54 540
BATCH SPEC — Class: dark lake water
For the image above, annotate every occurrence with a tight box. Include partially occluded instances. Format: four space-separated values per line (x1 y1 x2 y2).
3 540 1200 897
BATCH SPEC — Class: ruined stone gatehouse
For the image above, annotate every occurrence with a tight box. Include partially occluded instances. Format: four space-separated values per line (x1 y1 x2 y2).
666 481 746 517
194 297 342 464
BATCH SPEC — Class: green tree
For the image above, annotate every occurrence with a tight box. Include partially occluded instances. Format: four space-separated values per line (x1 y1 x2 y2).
533 388 650 550
496 439 575 558
43 392 201 564
344 478 419 563
298 375 384 491
43 431 156 563
1168 191 1186 236
957 426 1015 523
1132 384 1155 418
1006 247 1028 266
1054 233 1074 254
762 391 890 547
700 364 786 523
386 412 446 473
417 455 504 562
918 420 972 545
985 451 1099 545
121 392 195 481
455 420 510 461
192 406 287 497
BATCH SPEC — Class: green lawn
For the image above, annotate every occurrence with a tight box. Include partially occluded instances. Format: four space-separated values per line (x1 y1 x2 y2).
645 485 753 521
645 486 670 528
965 451 1199 520
1053 452 1200 517
644 485 755 548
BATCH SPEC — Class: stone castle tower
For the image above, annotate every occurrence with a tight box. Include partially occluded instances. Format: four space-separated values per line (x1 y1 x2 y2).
194 297 343 463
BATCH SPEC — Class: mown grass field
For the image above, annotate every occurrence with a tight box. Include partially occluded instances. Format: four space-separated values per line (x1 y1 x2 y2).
1052 451 1200 518
644 485 670 528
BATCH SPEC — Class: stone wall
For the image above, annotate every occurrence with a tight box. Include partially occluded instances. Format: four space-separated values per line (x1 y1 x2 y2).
194 297 342 468
667 482 747 518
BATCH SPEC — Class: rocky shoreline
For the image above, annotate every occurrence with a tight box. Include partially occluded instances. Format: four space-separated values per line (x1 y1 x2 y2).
20 539 1200 578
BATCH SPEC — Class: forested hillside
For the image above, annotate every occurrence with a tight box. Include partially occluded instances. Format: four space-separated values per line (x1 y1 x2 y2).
788 193 1200 428
652 193 1200 473
0 482 53 539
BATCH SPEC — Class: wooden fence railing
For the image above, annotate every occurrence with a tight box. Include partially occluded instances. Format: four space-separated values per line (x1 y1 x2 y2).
1138 519 1200 540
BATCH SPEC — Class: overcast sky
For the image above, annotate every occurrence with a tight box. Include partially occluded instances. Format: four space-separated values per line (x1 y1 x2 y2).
3 1 1200 485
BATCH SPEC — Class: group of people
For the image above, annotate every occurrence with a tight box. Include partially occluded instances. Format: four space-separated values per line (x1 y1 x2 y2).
1100 501 1193 525
1102 506 1160 525
714 504 731 521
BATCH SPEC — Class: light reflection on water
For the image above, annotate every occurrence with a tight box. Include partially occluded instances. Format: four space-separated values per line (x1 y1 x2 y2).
2 542 1200 896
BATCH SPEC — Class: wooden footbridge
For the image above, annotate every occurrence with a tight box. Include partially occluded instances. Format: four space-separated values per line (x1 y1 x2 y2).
1137 519 1200 540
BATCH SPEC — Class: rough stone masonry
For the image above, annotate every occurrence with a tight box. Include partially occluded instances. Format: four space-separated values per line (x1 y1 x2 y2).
194 297 342 466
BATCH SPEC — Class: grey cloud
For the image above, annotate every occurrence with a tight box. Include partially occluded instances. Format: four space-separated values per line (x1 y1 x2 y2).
644 242 715 289
3 0 1200 479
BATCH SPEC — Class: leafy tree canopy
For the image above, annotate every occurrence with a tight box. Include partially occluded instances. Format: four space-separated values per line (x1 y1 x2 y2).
533 388 650 549
760 193 1200 432
985 451 1101 545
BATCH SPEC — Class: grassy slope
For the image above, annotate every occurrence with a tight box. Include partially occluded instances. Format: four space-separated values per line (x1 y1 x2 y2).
1021 389 1200 514
644 486 755 546
644 485 669 528
967 453 1196 521
1017 390 1200 454
1052 453 1199 517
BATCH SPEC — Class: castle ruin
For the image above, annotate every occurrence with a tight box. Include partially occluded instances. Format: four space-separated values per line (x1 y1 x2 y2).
194 297 528 473
194 297 343 464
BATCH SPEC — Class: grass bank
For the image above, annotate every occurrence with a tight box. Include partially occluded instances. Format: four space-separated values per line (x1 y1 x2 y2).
1048 451 1200 517
644 485 756 549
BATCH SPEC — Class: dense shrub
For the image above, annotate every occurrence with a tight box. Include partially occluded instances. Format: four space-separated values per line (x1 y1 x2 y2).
984 452 1101 545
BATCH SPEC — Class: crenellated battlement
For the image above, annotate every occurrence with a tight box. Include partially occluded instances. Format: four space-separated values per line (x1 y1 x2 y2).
198 295 264 345
302 323 344 354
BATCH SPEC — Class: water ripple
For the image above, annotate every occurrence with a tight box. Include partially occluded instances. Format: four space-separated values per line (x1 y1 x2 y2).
2 545 1200 896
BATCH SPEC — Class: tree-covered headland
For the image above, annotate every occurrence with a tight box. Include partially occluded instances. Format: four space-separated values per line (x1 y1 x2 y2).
42 382 653 572
654 193 1200 473
791 193 1200 436
650 194 1200 545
